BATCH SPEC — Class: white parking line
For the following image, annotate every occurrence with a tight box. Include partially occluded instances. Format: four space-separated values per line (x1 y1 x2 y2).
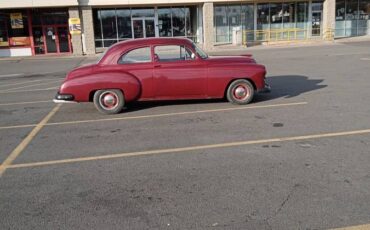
6 128 370 170
0 101 307 130
0 73 24 78
0 80 62 92
0 88 58 94
0 100 51 106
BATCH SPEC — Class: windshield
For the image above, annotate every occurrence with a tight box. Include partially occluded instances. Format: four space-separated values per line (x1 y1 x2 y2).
192 42 208 59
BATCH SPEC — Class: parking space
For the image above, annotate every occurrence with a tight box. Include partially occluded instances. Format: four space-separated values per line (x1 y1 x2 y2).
1 41 370 229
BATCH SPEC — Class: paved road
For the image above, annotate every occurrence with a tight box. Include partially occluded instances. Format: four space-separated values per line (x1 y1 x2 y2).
1 41 370 229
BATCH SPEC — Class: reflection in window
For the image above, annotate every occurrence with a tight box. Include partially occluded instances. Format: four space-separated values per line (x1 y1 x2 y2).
283 3 295 28
119 47 151 64
270 3 282 30
131 8 154 18
335 0 370 37
172 8 185 36
117 9 132 40
214 5 229 43
257 3 270 30
158 8 172 37
100 10 117 40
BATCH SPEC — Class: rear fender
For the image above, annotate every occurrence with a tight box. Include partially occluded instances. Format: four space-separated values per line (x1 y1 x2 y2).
59 72 141 102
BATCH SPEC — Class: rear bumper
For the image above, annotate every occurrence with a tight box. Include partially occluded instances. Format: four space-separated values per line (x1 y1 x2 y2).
53 92 76 103
257 83 271 93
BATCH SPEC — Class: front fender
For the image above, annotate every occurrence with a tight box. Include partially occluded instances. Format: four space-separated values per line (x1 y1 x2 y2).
59 72 141 102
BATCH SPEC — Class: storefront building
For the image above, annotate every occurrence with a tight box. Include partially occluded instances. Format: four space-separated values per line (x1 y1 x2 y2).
0 0 369 57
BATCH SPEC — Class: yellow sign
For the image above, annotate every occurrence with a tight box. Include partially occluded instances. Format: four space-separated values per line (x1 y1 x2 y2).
10 13 23 29
68 18 81 35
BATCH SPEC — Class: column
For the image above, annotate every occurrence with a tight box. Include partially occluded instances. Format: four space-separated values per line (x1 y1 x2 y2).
322 0 336 40
202 2 214 51
68 7 83 55
81 6 96 55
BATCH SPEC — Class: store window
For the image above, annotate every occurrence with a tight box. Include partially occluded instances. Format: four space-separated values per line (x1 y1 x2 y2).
117 9 132 40
172 8 186 36
93 6 198 48
335 0 370 37
0 10 31 48
257 4 270 30
0 12 8 47
214 5 229 43
158 8 172 37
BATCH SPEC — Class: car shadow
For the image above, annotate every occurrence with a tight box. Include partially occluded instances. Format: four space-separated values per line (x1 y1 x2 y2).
255 75 327 102
124 75 326 113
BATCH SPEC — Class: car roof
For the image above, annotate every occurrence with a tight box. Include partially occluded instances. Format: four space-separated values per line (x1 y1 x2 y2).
99 37 195 65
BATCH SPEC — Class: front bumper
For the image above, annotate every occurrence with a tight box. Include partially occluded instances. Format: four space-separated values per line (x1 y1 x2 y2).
53 92 76 103
257 83 271 93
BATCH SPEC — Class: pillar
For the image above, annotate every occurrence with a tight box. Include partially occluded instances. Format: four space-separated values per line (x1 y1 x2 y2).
68 7 83 55
202 2 214 51
80 6 96 55
322 0 336 40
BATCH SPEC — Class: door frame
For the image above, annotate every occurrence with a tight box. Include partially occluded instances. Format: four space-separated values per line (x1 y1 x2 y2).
41 25 72 55
311 11 323 37
131 17 158 39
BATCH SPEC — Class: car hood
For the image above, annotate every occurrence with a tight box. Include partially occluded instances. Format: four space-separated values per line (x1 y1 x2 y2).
206 55 256 64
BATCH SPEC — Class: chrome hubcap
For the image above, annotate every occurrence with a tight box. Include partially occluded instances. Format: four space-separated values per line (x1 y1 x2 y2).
99 92 118 110
233 85 249 100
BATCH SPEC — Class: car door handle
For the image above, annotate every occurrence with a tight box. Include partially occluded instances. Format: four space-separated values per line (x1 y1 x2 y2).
154 64 161 68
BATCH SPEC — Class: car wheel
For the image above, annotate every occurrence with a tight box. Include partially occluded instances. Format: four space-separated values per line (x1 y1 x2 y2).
226 79 255 105
93 89 124 114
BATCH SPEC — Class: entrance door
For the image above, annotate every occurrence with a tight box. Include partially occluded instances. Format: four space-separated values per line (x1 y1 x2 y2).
132 18 156 39
57 27 70 53
43 26 71 54
45 26 57 53
312 12 322 36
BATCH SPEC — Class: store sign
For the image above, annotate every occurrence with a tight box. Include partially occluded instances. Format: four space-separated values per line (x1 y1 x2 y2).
69 18 81 35
9 37 31 46
10 13 23 29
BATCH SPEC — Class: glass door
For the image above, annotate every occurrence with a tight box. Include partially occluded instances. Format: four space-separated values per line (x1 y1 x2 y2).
132 18 156 38
312 12 322 36
132 19 144 38
57 27 70 53
44 26 57 53
145 19 155 37
32 27 45 54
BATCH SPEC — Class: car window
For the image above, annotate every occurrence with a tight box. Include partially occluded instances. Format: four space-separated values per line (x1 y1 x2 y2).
119 47 151 64
154 45 195 62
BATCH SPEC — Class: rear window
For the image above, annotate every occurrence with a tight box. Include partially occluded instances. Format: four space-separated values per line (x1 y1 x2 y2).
118 47 152 64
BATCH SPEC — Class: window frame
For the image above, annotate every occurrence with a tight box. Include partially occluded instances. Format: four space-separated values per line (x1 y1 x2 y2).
118 46 153 64
153 44 197 63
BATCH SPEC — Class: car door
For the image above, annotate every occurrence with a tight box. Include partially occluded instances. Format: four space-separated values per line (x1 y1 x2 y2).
153 44 206 99
116 46 154 99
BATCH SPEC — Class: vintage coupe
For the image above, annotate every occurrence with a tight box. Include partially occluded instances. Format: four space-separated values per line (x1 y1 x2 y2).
54 38 270 114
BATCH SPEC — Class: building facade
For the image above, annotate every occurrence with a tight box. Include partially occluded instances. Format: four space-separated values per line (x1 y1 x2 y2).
0 0 369 57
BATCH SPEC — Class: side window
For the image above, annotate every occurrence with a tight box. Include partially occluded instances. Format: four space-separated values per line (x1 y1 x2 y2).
154 45 195 62
119 47 151 64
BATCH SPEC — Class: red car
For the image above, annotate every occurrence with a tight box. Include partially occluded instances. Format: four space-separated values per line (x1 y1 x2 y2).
54 38 270 114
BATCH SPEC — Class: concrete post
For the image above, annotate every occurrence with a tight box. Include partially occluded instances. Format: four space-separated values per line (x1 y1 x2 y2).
202 2 214 51
323 0 336 40
68 7 83 55
80 6 96 55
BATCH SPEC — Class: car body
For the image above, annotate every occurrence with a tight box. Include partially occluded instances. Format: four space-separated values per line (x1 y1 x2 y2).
54 37 270 114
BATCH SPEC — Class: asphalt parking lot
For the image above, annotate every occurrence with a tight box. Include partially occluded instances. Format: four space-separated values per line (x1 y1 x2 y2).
1 41 370 230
